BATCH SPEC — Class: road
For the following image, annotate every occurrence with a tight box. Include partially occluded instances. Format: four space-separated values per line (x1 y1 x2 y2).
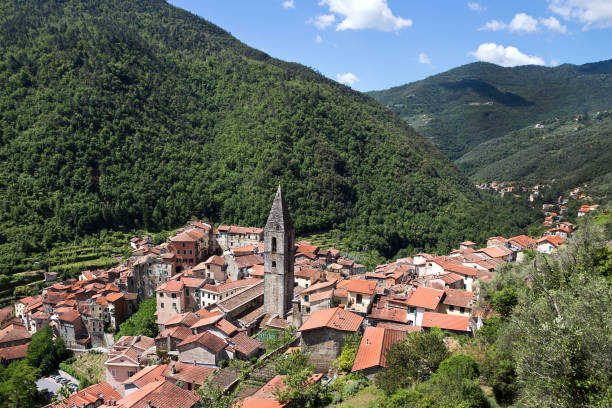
36 377 61 394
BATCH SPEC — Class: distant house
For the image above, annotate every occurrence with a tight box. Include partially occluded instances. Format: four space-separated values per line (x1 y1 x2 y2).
156 280 186 329
420 312 471 335
162 361 216 391
335 279 377 315
406 287 444 326
105 335 156 395
536 236 565 254
215 225 264 251
298 307 363 369
177 331 230 367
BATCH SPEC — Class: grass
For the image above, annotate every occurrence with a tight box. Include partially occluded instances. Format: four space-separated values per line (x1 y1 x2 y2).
299 231 385 271
336 385 381 408
65 352 107 385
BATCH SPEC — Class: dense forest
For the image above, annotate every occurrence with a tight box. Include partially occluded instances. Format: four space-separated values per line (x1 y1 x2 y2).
0 0 539 279
368 59 612 160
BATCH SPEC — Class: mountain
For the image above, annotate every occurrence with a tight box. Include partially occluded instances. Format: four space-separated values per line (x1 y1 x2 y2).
368 60 612 161
0 0 538 275
458 111 612 193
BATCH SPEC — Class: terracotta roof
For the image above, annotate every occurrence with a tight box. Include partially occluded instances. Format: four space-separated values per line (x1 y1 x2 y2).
421 312 471 332
215 318 239 336
157 326 193 341
351 327 406 372
157 280 184 292
508 235 537 249
438 260 478 277
367 306 407 323
0 343 29 361
230 332 262 356
238 374 323 408
177 331 227 352
537 235 565 247
162 362 216 386
298 307 363 333
442 289 474 308
407 287 444 310
45 381 121 408
308 289 334 303
190 311 224 329
106 292 124 302
294 268 320 279
58 309 81 323
236 305 266 327
164 312 201 328
202 255 226 267
182 277 206 288
477 246 512 259
337 279 377 295
301 279 336 294
114 379 199 408
201 278 260 293
235 254 264 269
376 322 422 332
170 231 198 242
216 281 264 313
438 273 463 284
460 241 476 246
122 364 167 388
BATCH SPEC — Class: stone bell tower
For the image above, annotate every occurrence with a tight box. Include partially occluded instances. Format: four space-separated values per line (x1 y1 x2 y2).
263 185 295 318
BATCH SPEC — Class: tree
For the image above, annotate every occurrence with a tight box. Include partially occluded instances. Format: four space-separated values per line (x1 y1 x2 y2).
194 379 236 408
26 325 70 375
275 348 311 375
0 361 47 408
335 333 361 372
115 297 158 339
273 366 328 408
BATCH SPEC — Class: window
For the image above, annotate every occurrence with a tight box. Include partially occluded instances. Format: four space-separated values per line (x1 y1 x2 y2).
173 303 176 309
460 307 465 313
306 307 311 313
272 237 277 252
161 303 164 308
186 289 189 296
182 243 185 247
356 294 363 304
128 371 135 377
464 284 467 290
112 370 116 377
272 261 276 268
304 295 309 302
183 250 187 255
190 250 192 255
449 305 454 312
172 293 177 299
159 293 164 297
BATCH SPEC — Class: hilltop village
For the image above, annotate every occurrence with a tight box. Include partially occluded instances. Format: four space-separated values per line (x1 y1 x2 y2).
0 186 580 407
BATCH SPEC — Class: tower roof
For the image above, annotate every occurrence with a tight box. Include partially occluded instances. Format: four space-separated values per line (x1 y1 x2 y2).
265 185 294 232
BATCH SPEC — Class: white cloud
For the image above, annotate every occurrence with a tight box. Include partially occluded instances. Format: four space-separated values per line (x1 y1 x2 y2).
509 13 539 32
550 58 561 66
336 72 360 86
479 20 507 31
540 16 568 32
316 34 323 43
307 14 336 29
282 0 295 9
419 53 432 64
317 0 412 32
468 2 485 12
470 43 546 67
549 0 612 29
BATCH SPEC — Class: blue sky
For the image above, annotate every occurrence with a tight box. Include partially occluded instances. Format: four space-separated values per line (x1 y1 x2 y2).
168 0 612 91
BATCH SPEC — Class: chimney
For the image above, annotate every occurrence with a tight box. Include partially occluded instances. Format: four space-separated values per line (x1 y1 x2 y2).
147 401 153 408
366 338 370 346
171 364 176 375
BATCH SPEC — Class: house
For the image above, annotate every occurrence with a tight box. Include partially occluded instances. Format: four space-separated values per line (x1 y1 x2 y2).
239 374 323 408
440 289 475 316
486 236 508 248
105 335 155 394
406 287 444 326
420 312 471 335
459 241 476 250
199 278 260 308
0 323 31 348
536 235 565 254
299 280 337 316
229 331 262 360
195 255 226 282
109 379 200 408
106 292 128 330
56 309 89 349
162 361 216 391
507 235 537 252
226 254 264 281
298 307 364 369
351 326 407 378
475 245 513 262
335 279 377 315
0 343 29 365
156 280 186 329
294 267 323 288
121 364 167 396
0 306 15 329
14 295 41 319
215 225 264 252
42 381 121 408
177 331 230 367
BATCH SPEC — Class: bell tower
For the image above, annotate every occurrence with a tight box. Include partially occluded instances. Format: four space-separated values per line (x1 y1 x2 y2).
263 185 295 317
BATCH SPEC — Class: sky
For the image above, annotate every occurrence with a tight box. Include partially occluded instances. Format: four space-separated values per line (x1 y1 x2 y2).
167 0 612 92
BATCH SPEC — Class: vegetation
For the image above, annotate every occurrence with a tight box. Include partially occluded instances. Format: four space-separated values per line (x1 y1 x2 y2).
334 333 361 372
115 297 158 339
273 349 328 408
458 112 612 196
0 361 48 408
368 60 612 160
26 325 71 376
59 351 106 388
0 0 541 290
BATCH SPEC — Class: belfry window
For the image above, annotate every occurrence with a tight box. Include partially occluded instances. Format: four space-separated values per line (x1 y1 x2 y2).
272 261 276 268
272 237 277 252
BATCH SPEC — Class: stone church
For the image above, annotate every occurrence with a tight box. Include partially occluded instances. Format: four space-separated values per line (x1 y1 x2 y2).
263 185 295 319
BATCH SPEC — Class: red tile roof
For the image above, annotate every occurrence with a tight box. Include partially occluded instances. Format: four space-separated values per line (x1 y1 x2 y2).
0 343 29 361
122 364 167 388
170 231 198 242
442 289 475 308
421 312 471 332
298 307 363 333
114 380 199 408
106 292 124 302
46 382 121 408
177 331 227 352
351 327 407 372
438 260 478 277
201 278 260 293
203 255 226 266
537 235 565 247
58 309 81 323
162 362 216 386
337 279 377 295
407 287 444 310
157 280 184 292
215 318 239 336
230 332 262 356
376 322 422 332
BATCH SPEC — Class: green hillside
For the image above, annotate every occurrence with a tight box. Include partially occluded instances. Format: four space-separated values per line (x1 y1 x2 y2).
368 61 612 160
0 0 538 278
459 111 612 193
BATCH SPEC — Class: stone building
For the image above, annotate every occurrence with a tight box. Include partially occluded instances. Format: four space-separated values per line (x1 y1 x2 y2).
263 185 295 318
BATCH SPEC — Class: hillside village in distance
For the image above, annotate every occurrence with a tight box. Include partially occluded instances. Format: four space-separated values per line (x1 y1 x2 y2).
0 185 589 407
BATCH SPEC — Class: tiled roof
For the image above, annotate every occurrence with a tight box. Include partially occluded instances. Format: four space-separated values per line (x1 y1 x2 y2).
477 246 513 259
190 311 224 329
216 281 264 313
367 306 408 323
296 244 319 254
177 331 227 352
442 289 475 308
376 322 422 332
58 309 81 323
106 292 124 302
421 312 471 332
157 280 184 292
201 278 260 293
114 380 199 408
202 255 226 266
294 268 320 279
298 307 363 333
351 327 406 372
300 279 337 294
438 273 463 284
508 235 537 249
162 362 216 386
170 231 198 242
218 225 263 235
235 254 264 269
438 260 478 277
239 374 324 408
230 332 262 356
337 279 377 295
537 235 565 246
122 364 167 388
215 318 239 336
236 305 266 327
45 382 121 408
0 343 29 361
308 289 334 303
407 287 444 310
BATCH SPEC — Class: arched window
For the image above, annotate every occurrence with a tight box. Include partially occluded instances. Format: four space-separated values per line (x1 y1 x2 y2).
271 237 277 252
272 261 276 268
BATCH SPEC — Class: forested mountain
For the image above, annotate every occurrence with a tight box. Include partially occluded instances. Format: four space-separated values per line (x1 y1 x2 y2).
0 0 538 275
458 111 612 193
368 60 612 160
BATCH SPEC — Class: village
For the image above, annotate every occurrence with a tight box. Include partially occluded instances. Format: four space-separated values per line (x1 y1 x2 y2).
0 186 584 407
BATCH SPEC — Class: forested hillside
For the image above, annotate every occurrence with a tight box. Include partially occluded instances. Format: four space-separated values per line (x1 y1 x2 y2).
368 60 612 160
459 111 612 193
0 0 538 277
